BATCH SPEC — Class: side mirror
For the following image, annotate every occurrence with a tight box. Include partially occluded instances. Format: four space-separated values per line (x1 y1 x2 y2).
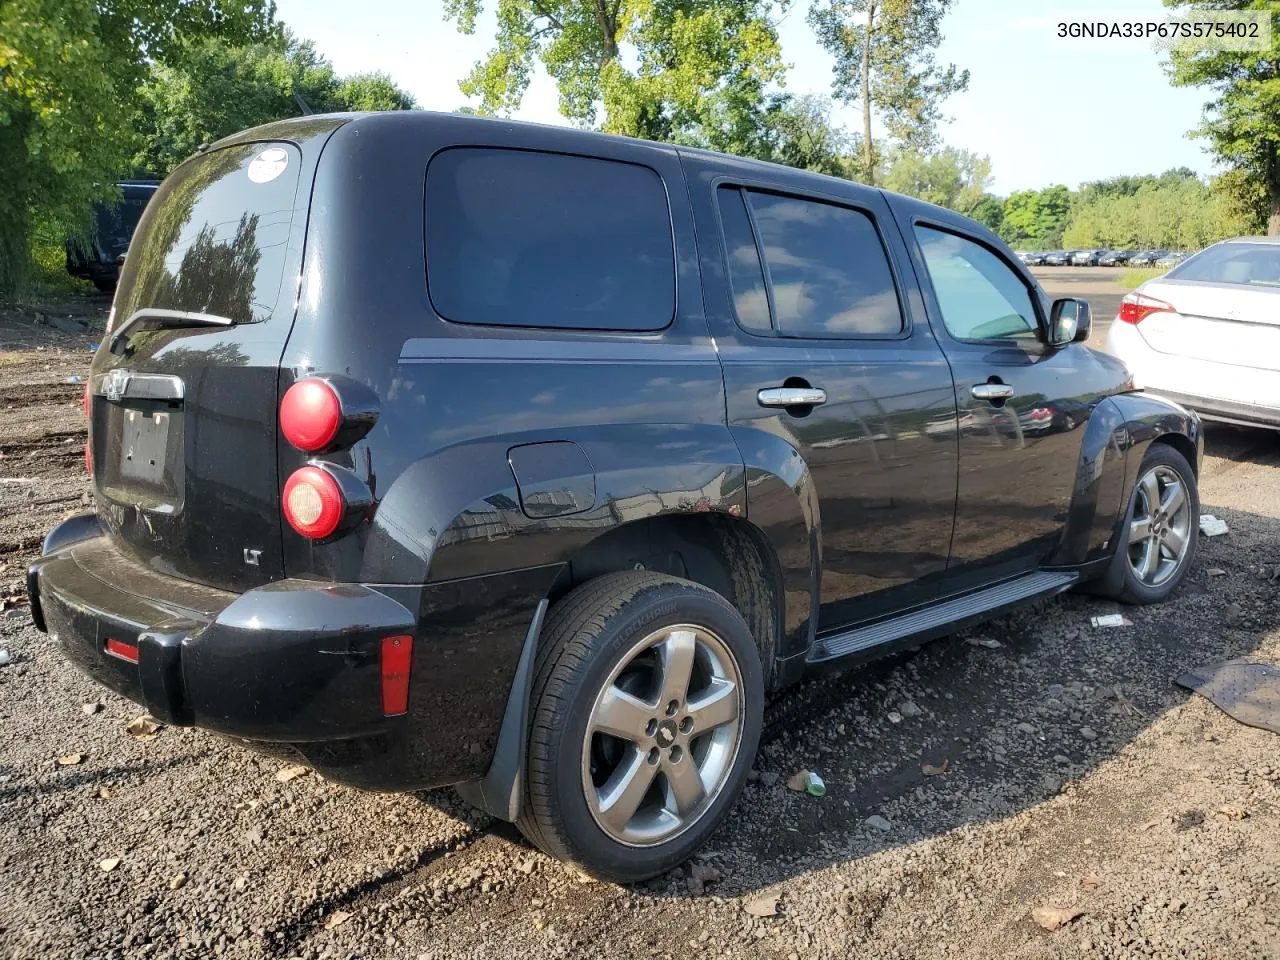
1049 298 1091 346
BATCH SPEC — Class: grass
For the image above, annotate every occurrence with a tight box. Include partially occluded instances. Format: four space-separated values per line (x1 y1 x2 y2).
1115 267 1164 290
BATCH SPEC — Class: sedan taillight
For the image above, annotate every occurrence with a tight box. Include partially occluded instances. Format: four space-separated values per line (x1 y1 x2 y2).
1118 291 1175 325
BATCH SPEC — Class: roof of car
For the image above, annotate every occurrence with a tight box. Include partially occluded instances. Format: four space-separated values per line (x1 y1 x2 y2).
1223 236 1280 245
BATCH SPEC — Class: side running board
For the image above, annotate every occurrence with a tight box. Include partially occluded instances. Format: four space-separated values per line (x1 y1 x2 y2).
811 570 1078 663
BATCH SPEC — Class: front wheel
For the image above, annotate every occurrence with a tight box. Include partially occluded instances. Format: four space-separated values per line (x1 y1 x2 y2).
515 572 763 883
1098 443 1200 604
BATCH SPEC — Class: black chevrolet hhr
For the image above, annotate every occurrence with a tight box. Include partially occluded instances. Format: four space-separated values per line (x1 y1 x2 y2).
30 112 1202 882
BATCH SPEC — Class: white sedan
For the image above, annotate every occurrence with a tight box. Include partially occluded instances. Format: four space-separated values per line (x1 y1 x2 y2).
1105 236 1280 430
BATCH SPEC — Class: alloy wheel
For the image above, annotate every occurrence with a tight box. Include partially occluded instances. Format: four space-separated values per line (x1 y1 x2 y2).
1127 464 1192 587
581 624 744 847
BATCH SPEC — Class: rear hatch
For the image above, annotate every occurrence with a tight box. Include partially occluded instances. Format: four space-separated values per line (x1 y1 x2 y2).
1135 278 1280 373
89 131 333 592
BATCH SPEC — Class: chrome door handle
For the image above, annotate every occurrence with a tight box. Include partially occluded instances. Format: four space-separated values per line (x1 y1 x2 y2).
757 386 827 408
971 383 1014 401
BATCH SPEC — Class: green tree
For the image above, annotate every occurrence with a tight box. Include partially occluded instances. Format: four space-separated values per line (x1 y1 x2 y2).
1000 185 1070 248
442 0 786 149
807 0 968 185
1164 1 1280 235
761 93 857 178
132 36 417 177
334 73 418 112
0 0 276 295
1062 175 1245 249
881 145 991 213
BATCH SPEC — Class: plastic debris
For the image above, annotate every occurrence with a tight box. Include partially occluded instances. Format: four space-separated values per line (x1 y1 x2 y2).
65 374 81 384
0 649 11 667
276 764 309 782
1199 515 1229 537
965 636 1003 649
921 759 950 776
786 769 825 795
1090 614 1131 628
125 715 163 739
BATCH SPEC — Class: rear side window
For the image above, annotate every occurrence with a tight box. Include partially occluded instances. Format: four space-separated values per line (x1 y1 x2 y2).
115 143 302 324
718 187 904 337
715 187 771 334
426 148 675 331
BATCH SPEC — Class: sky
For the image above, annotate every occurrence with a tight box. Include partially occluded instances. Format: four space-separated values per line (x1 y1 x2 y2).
271 0 1217 196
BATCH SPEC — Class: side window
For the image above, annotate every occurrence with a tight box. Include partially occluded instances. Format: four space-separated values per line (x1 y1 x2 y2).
747 191 903 337
715 187 771 334
915 226 1039 342
426 148 675 331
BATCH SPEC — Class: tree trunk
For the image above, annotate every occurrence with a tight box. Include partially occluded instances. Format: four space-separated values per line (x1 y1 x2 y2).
1268 141 1280 236
861 0 876 185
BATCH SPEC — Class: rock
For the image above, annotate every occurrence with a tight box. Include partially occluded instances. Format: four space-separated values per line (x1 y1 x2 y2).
169 873 187 891
125 715 163 739
898 700 922 718
921 760 949 776
323 910 351 930
1016 722 1035 735
82 702 104 716
518 859 536 875
965 637 1002 649
887 711 904 724
1054 755 1070 765
758 771 779 787
687 862 724 895
1040 774 1063 795
744 895 779 918
786 770 811 792
1079 727 1098 741
99 858 121 872
57 753 84 766
865 815 892 832
1225 602 1243 623
1031 905 1083 931
275 764 308 783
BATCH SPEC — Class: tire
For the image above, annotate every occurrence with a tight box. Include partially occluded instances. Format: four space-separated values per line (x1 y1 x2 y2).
515 571 763 883
91 277 116 293
1094 442 1199 604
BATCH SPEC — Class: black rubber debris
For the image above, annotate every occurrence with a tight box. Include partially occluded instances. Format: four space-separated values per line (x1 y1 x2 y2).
1177 661 1280 736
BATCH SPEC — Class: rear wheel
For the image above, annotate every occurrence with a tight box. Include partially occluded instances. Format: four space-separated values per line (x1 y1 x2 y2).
1096 443 1199 604
516 572 763 882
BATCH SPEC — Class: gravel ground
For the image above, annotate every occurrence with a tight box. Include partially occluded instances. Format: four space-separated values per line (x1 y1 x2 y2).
1 295 1278 960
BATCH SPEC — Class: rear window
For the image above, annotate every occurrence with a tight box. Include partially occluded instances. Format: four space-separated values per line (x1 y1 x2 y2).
115 142 303 324
1168 243 1280 286
425 148 675 331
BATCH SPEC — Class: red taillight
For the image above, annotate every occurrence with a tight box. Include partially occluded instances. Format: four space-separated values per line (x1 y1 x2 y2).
282 466 345 539
82 383 90 418
280 379 342 452
84 442 93 476
380 635 413 716
104 637 138 663
1119 291 1175 325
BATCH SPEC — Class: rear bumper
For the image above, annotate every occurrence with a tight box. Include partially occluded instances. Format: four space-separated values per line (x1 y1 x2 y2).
29 515 552 792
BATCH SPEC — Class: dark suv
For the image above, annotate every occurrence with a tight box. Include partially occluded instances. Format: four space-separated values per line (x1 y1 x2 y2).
65 180 159 292
30 113 1202 882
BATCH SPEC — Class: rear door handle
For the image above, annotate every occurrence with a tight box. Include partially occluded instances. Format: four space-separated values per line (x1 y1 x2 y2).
971 383 1014 401
758 386 827 408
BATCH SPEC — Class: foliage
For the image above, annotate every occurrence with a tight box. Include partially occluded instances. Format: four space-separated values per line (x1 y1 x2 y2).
1163 0 1280 235
807 0 967 184
0 0 277 296
999 185 1070 248
759 93 857 177
881 145 990 214
1115 266 1165 289
1061 175 1246 250
442 0 787 150
133 35 416 177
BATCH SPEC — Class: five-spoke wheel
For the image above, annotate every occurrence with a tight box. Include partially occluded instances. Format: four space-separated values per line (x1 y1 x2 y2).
1127 463 1192 587
516 572 762 883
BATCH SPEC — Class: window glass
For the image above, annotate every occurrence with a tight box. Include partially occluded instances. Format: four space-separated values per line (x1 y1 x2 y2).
1167 243 1280 286
426 148 675 331
746 191 903 337
915 226 1039 341
115 143 302 324
716 187 771 333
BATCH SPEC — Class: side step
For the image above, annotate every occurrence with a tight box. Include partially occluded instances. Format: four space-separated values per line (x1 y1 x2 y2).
811 570 1078 663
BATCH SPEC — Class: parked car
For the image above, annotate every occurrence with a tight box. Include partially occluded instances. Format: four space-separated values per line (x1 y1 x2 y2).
1106 236 1280 431
1071 249 1102 266
1043 250 1074 266
1017 251 1048 266
65 180 159 292
1099 250 1133 266
29 112 1203 882
1129 249 1169 267
1154 251 1189 268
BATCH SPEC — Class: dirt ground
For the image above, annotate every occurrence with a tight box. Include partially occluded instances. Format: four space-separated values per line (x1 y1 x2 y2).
1 292 1278 960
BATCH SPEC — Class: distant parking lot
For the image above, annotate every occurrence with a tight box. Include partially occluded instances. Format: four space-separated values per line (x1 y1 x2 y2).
1032 265 1127 347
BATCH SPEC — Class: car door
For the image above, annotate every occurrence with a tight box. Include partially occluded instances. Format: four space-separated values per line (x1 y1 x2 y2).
682 154 958 634
899 212 1091 590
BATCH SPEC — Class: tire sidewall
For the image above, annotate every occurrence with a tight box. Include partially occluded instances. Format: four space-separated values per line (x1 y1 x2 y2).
543 583 763 882
1117 444 1200 603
